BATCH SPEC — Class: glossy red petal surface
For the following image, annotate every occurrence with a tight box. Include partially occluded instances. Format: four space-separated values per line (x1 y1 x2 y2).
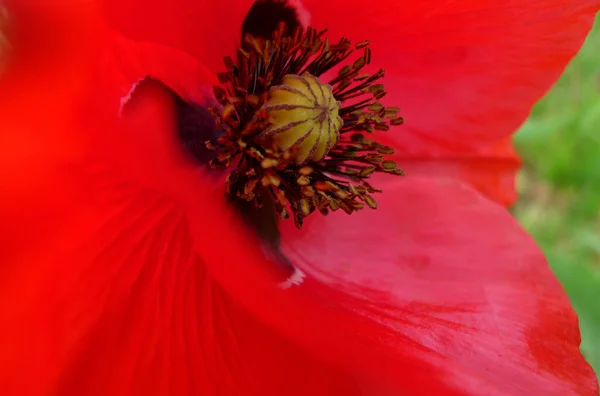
303 0 599 153
276 176 599 394
396 137 520 207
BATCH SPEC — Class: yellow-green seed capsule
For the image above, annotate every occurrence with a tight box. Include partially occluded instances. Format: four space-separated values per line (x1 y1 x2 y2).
256 73 343 163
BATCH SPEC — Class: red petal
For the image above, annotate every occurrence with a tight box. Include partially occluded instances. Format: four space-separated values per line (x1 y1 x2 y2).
303 0 598 153
4 95 592 393
102 0 254 73
273 176 598 394
304 0 595 207
397 137 520 206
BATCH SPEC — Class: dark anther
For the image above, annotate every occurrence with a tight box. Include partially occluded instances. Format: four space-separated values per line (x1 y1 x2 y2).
241 0 301 42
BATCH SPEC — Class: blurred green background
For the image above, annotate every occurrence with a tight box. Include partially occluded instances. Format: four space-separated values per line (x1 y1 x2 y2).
513 16 600 381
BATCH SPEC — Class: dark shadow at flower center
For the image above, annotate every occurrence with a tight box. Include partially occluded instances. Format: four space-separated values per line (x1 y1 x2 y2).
121 77 223 165
173 90 295 275
176 98 223 165
241 0 301 42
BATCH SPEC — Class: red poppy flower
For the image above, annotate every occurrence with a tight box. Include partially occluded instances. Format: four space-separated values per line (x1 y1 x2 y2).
1 0 599 395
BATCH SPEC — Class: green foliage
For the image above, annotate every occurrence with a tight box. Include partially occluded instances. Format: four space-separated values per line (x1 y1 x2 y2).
513 16 600 382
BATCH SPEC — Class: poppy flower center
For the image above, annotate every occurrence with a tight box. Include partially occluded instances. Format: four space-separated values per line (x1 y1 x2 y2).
208 26 404 228
256 73 342 164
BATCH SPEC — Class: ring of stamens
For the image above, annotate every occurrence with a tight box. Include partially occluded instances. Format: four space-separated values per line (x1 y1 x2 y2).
208 25 404 228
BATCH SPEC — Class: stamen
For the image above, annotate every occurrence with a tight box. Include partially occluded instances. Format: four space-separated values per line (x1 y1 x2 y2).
208 26 404 228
